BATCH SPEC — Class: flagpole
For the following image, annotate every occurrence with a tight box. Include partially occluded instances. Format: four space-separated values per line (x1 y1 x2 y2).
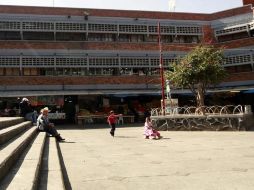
158 22 166 116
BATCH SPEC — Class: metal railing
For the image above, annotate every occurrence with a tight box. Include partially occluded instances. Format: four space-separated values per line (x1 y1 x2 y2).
150 105 251 131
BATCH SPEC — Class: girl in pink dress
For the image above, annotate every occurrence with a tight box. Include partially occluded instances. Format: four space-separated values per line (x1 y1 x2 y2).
144 117 162 139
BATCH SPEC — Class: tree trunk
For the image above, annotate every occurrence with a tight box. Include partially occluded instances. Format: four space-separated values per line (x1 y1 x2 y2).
196 83 205 114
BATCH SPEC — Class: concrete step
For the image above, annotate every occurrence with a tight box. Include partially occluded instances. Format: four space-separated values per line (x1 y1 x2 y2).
0 117 25 130
0 132 47 190
39 137 65 190
0 121 31 145
0 127 38 181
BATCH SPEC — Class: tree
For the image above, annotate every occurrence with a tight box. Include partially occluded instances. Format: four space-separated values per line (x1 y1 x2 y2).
165 45 227 111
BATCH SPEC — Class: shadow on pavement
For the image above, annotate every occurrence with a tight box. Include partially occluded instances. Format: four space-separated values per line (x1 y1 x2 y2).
59 141 76 143
114 135 137 138
56 123 144 130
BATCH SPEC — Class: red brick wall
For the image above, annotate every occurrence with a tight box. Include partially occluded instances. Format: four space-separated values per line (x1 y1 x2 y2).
243 0 254 6
225 71 254 82
0 41 196 52
0 72 253 86
202 25 216 44
0 5 251 21
209 5 252 20
0 76 160 85
0 5 209 20
1 39 254 52
215 38 254 49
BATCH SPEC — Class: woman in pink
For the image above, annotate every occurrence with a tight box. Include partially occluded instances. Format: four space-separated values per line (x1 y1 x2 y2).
107 110 122 137
144 117 162 139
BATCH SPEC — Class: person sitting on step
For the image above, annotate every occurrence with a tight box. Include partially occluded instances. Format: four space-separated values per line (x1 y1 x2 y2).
37 107 65 142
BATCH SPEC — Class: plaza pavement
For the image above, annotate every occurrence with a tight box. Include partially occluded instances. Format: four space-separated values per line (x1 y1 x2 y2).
57 124 254 190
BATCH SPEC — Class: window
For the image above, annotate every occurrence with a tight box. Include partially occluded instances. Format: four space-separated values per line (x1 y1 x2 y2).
118 34 131 42
215 25 247 35
119 24 147 33
89 68 102 75
56 32 86 41
88 23 117 32
56 57 87 67
0 56 19 66
0 21 20 30
0 31 21 40
120 68 132 75
5 68 20 76
147 35 157 42
56 22 86 31
23 32 54 40
22 57 54 67
23 22 54 31
224 55 251 65
150 68 160 75
176 26 202 34
23 68 37 76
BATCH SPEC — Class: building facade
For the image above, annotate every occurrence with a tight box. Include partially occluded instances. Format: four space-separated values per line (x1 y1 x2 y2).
0 1 254 118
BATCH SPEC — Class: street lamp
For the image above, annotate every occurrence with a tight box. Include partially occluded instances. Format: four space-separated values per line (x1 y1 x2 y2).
158 22 166 116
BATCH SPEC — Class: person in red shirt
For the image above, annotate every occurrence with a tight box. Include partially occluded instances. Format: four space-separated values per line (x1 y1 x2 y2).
107 110 122 137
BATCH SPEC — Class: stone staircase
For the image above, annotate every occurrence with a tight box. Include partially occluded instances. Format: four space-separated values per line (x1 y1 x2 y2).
0 117 66 190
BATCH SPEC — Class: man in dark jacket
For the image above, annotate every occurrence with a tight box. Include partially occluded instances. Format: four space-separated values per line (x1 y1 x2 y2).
19 98 37 124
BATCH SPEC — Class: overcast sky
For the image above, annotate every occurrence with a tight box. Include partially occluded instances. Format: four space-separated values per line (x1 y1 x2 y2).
0 0 243 13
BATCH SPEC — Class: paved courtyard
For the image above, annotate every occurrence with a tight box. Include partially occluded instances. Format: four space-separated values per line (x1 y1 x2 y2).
58 124 254 190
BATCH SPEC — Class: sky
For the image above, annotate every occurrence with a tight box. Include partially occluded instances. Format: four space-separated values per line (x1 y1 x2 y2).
0 0 244 13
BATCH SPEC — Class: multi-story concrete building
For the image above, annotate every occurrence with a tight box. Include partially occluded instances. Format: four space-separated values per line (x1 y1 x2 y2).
0 0 254 119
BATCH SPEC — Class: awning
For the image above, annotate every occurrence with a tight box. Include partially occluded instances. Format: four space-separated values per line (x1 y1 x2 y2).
1 85 254 98
242 89 254 94
0 89 161 97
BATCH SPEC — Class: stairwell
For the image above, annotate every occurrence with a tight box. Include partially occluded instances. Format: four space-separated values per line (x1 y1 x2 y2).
0 117 67 190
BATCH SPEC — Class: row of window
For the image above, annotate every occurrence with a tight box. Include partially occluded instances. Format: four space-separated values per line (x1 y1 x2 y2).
224 54 252 65
1 64 253 76
225 64 253 73
214 21 254 42
0 55 253 67
0 31 201 43
0 67 161 76
215 25 248 36
217 31 250 42
0 56 177 68
1 26 253 43
0 21 202 35
0 32 201 43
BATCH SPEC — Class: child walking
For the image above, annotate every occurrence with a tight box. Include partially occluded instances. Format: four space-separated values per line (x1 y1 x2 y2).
144 117 162 139
107 110 122 137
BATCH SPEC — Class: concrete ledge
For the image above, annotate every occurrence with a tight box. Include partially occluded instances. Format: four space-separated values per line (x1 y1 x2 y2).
0 121 31 145
0 117 25 130
0 127 38 181
2 132 47 190
151 113 254 131
46 138 65 190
